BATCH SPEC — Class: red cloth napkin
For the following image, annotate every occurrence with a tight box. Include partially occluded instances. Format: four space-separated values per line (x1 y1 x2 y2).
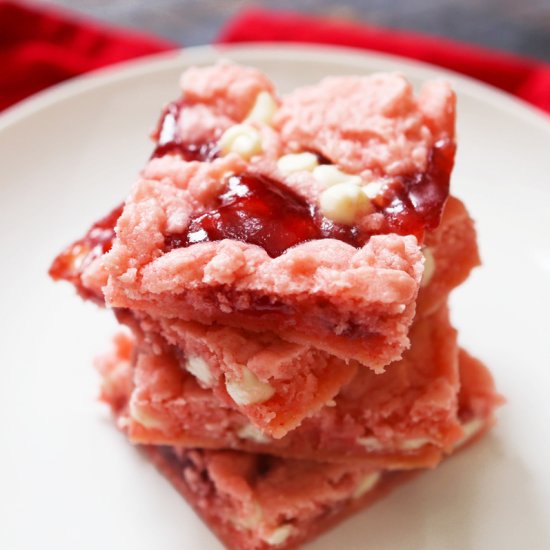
0 1 175 111
220 9 550 114
1 2 549 115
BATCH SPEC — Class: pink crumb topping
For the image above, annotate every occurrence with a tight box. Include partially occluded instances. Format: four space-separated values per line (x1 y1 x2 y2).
137 235 420 302
179 61 276 121
274 73 455 178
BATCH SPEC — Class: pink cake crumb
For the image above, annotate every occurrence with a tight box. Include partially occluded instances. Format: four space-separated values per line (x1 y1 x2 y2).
274 73 455 179
418 196 481 316
179 62 276 122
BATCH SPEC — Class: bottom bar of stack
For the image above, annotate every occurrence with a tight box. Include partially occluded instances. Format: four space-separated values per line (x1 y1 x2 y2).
98 333 501 550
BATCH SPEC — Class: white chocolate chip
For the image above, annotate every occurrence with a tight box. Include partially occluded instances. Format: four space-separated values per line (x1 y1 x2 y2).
313 164 362 187
231 134 261 159
462 418 484 440
362 180 384 199
225 367 275 406
263 524 295 546
421 247 436 288
117 416 130 430
100 360 131 396
237 423 271 444
399 437 430 451
277 152 319 176
356 436 383 451
119 268 137 284
352 471 381 499
186 356 213 387
454 418 484 449
129 399 165 430
219 124 262 159
245 91 278 125
237 501 264 530
319 183 372 224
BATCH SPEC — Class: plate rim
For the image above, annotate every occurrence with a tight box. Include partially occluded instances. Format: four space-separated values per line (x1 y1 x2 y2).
1 42 549 135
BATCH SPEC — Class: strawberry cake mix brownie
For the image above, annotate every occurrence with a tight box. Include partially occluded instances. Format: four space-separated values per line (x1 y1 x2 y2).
101 345 501 550
49 61 501 550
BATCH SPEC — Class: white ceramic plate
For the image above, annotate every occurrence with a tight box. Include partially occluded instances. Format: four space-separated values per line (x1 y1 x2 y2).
1 44 549 550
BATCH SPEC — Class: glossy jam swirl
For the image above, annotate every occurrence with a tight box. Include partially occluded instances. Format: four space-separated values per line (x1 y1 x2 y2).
151 96 452 254
375 139 455 237
49 204 123 291
152 102 219 161
164 140 452 257
165 173 360 258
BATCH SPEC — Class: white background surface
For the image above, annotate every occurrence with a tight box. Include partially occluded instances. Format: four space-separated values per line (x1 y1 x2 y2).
1 45 549 549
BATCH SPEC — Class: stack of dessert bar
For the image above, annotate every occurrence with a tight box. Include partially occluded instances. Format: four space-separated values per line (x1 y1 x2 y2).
50 62 501 549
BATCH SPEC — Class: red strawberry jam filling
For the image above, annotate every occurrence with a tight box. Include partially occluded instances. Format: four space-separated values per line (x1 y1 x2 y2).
49 204 123 302
162 140 452 257
50 137 452 273
152 102 220 161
